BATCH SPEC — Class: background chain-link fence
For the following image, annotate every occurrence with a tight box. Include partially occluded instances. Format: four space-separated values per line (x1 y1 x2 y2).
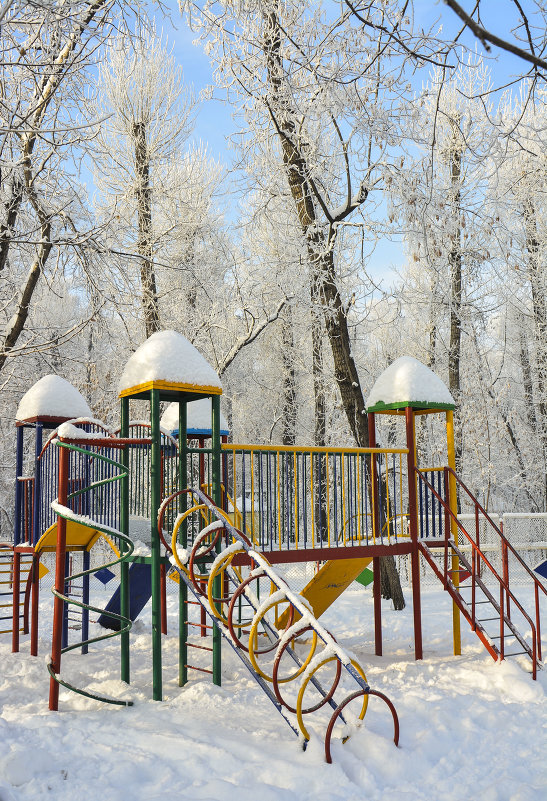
396 513 547 588
32 513 547 603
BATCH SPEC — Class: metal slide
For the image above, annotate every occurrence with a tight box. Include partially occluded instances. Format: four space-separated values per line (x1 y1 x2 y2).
276 557 373 628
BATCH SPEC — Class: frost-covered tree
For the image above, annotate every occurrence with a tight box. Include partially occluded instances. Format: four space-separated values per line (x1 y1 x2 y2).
92 30 198 337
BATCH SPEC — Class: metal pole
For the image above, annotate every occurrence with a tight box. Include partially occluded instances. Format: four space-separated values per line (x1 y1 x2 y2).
120 396 130 683
49 442 69 711
11 550 20 653
211 394 222 686
179 401 188 687
82 550 90 655
14 425 24 547
32 423 43 547
446 410 462 655
30 554 39 655
368 413 382 657
150 389 162 700
405 407 423 661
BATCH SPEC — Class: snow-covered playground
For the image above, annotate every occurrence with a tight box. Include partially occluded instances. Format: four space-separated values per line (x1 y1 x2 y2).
0 581 545 801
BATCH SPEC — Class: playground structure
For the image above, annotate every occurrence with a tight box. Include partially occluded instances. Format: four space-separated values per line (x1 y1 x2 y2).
3 333 546 761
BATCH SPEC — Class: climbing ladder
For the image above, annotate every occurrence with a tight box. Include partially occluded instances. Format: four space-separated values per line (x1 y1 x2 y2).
0 544 32 637
161 487 400 762
417 467 546 679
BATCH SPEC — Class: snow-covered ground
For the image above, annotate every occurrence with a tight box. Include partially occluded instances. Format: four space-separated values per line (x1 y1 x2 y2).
1 579 545 801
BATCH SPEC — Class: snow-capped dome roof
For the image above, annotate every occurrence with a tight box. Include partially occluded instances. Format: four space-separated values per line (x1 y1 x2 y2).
366 356 455 412
161 398 229 436
118 330 222 398
16 375 92 422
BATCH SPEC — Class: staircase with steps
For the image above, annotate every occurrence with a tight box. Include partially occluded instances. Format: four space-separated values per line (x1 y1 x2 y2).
416 467 547 679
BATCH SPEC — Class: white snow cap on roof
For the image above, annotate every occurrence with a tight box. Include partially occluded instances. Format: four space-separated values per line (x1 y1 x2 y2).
366 356 454 409
118 330 222 394
161 398 229 433
16 375 92 422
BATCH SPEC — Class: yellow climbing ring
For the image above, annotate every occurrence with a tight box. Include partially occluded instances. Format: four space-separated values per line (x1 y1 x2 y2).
248 596 318 682
170 504 211 572
206 545 247 624
296 657 368 742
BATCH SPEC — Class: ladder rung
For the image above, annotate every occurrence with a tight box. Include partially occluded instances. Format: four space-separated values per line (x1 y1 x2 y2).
462 599 491 604
503 650 529 657
477 617 500 622
187 621 212 630
489 634 517 640
186 664 213 675
187 642 213 653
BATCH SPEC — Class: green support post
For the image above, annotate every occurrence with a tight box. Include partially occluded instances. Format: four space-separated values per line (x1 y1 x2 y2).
211 395 222 686
120 396 130 683
179 401 188 687
150 388 163 700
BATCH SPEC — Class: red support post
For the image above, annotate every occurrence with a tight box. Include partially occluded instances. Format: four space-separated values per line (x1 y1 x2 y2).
30 556 40 656
405 407 423 661
49 442 69 711
11 550 20 653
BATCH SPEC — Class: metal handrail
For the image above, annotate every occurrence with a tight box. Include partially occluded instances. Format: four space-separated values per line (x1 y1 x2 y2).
416 466 543 677
223 443 408 456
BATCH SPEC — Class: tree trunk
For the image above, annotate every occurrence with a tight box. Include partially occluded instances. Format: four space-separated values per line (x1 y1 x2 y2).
281 308 297 446
448 119 463 478
0 235 53 373
523 196 547 509
518 315 537 434
0 0 109 371
310 278 327 539
263 7 403 602
134 120 161 337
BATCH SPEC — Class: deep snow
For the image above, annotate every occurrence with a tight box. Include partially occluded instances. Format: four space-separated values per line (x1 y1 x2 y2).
0 579 545 801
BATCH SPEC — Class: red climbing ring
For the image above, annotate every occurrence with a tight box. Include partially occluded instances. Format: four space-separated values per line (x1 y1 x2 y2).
324 688 400 764
272 625 341 714
227 570 294 654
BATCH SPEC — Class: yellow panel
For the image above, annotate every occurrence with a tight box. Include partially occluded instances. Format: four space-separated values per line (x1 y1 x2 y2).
99 533 120 558
119 379 222 399
168 570 180 584
38 562 49 579
35 520 103 554
277 557 372 627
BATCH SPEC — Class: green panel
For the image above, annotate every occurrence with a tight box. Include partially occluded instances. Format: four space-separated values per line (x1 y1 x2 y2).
366 400 454 414
355 567 374 588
